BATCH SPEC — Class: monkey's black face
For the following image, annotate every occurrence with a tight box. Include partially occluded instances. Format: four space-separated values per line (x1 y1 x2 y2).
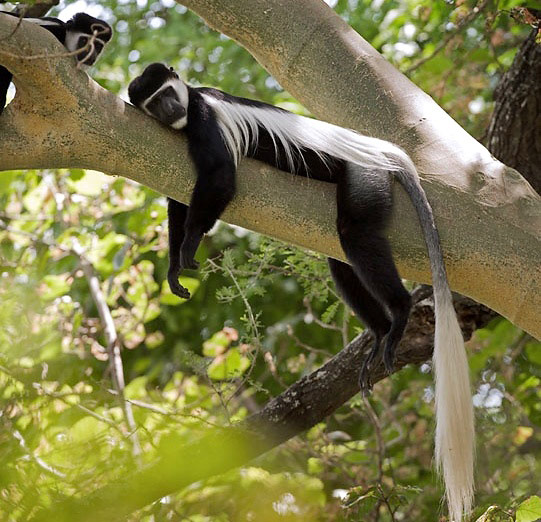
128 63 189 130
144 85 187 127
65 13 112 66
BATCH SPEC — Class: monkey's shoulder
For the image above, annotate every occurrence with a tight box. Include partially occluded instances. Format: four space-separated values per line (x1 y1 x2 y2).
192 86 286 113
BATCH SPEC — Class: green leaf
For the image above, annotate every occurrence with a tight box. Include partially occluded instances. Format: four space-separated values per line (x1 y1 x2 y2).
0 170 18 194
525 340 541 365
145 332 164 349
423 55 454 74
70 416 109 443
141 302 161 323
202 331 232 356
307 457 324 475
516 496 541 522
39 341 62 361
124 376 148 400
321 300 340 323
87 232 130 274
41 274 71 301
68 169 85 181
207 348 250 380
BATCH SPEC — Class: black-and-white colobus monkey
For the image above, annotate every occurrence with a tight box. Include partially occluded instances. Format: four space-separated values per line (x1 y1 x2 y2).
0 12 112 113
128 63 474 521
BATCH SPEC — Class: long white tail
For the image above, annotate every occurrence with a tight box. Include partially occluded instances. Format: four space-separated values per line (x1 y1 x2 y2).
393 154 475 521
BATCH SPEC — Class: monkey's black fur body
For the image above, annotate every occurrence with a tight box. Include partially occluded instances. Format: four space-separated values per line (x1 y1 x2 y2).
0 11 112 113
128 63 416 388
129 63 474 520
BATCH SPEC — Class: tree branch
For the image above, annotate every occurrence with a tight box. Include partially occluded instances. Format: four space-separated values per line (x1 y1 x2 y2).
14 1 60 19
487 27 541 194
71 241 142 459
0 11 539 338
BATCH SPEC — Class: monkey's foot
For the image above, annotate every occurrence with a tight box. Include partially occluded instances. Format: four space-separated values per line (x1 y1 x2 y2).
168 273 191 299
179 252 200 270
358 364 373 396
383 350 395 376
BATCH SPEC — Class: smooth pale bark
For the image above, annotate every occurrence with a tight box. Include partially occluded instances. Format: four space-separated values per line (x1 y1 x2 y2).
0 12 540 340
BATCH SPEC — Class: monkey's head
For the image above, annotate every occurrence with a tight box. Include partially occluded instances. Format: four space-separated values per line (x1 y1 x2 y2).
128 63 189 130
65 13 112 66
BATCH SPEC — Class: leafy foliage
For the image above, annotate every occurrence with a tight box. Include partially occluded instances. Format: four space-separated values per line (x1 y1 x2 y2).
0 0 539 520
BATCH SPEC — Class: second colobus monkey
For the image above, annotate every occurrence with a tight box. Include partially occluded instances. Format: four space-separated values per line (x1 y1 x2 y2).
128 63 474 521
0 12 112 114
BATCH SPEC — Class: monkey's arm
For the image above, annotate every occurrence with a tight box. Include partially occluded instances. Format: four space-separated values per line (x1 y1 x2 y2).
179 150 236 269
169 108 236 298
167 198 190 298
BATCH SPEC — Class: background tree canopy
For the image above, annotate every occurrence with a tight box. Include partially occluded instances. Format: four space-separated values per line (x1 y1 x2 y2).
0 0 540 521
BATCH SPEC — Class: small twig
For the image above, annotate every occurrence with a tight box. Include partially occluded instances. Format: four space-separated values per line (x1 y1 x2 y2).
13 429 67 479
341 310 350 349
214 261 340 300
33 383 122 430
14 2 60 19
206 258 262 407
405 0 489 74
360 398 398 521
376 483 397 522
107 390 223 429
303 296 343 332
286 324 331 356
71 240 142 459
362 398 385 482
0 9 26 42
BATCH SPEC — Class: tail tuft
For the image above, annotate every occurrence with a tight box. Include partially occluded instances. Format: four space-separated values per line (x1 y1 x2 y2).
434 292 475 521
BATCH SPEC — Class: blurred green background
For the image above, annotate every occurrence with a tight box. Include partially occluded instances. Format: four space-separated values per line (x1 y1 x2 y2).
0 1 539 520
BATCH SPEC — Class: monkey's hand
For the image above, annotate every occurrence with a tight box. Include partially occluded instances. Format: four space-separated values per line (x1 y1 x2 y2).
168 269 191 299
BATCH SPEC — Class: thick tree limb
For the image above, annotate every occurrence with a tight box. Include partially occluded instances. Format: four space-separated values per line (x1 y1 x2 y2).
0 12 539 339
13 1 60 18
487 28 541 194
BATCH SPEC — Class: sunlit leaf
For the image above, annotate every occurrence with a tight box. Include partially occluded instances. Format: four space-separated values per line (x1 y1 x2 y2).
0 170 18 194
41 274 71 300
207 348 250 380
516 496 541 522
67 170 114 196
